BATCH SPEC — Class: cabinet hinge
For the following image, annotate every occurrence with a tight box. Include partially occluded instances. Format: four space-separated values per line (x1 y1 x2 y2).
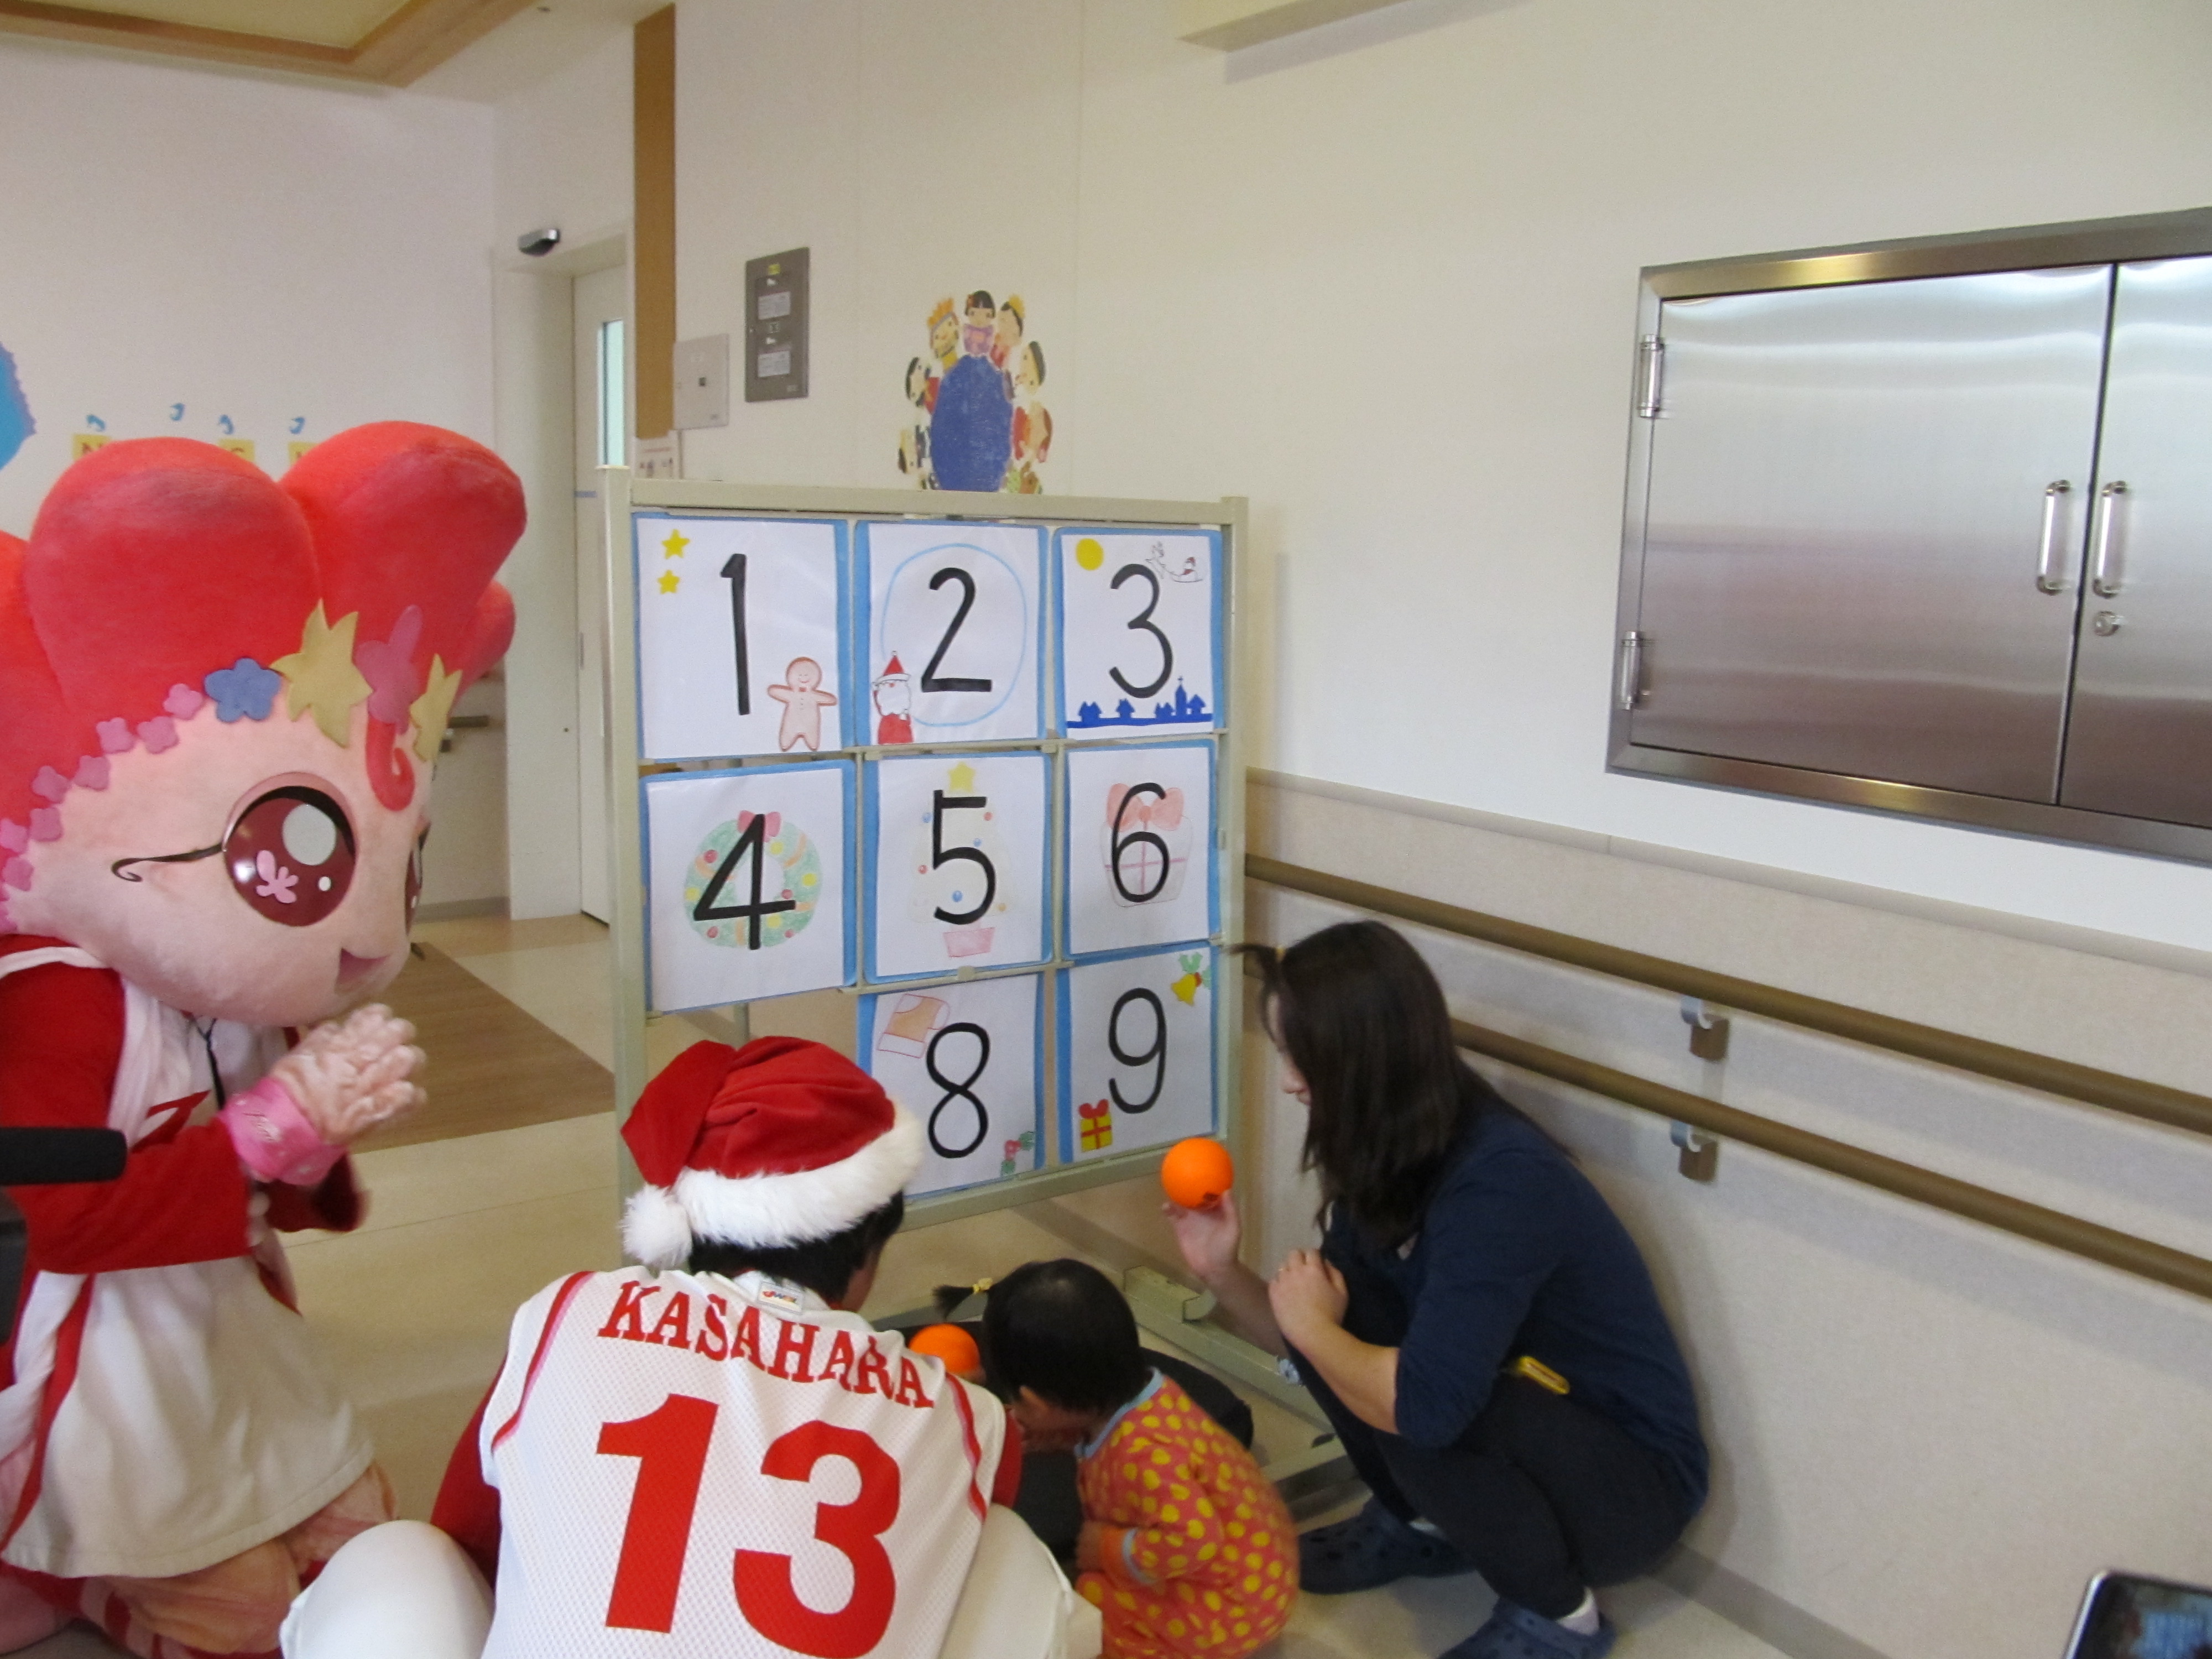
1616 632 1646 711
1635 336 1665 419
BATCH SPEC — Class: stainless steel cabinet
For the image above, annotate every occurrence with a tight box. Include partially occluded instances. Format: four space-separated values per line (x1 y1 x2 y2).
1611 209 2212 863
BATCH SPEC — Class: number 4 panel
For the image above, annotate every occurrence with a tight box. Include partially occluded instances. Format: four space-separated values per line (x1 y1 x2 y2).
643 760 854 1013
634 515 852 762
862 973 1045 1198
866 751 1050 980
1060 948 1217 1163
1056 528 1220 738
1063 740 1217 958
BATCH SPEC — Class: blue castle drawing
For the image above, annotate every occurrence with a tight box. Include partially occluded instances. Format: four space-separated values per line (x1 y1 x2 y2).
1071 678 1210 730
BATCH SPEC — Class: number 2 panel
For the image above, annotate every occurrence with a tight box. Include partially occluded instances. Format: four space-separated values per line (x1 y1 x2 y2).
1056 529 1220 738
1060 949 1217 1162
1063 741 1216 958
867 752 1049 979
862 973 1044 1197
643 760 853 1012
635 515 850 761
860 521 1044 747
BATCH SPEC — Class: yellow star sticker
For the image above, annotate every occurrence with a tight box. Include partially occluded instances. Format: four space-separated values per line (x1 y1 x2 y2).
661 528 690 560
272 605 372 746
659 570 681 594
409 655 463 764
947 760 978 793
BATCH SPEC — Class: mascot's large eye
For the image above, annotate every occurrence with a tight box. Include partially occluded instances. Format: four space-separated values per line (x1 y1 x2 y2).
225 787 357 926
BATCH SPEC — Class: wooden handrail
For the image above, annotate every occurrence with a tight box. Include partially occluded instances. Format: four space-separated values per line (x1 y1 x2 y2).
1249 854 2212 1141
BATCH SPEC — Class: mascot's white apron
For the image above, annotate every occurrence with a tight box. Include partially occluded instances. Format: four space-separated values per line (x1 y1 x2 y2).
0 947 369 1580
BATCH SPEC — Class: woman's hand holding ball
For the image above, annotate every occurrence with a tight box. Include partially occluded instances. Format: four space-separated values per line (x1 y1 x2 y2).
1267 1249 1348 1348
1164 1186 1243 1286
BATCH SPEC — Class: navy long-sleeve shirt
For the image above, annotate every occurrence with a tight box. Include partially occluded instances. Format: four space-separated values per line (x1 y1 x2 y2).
1322 1103 1709 1513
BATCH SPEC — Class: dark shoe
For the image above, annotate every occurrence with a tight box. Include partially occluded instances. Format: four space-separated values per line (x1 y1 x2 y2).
1442 1600 1616 1659
1297 1499 1473 1594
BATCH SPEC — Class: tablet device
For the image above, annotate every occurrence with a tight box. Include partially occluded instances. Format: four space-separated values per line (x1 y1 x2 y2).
2065 1571 2212 1658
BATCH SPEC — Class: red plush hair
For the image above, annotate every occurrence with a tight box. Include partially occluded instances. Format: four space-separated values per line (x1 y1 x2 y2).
0 423 521 832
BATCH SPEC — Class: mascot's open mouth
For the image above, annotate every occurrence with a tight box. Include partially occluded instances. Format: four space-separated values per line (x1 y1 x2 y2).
335 951 387 991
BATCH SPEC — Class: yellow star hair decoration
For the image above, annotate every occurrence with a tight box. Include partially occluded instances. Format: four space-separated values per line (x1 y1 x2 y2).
409 655 463 764
273 606 372 746
661 527 691 560
946 760 978 794
658 570 681 594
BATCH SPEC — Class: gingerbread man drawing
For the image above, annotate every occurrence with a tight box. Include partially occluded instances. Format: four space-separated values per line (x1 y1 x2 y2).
766 656 837 751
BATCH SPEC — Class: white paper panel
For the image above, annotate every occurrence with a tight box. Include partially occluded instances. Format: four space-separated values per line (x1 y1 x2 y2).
868 751 1050 979
644 763 852 1011
1061 948 1216 1162
862 522 1043 745
1063 742 1215 957
635 515 846 761
864 974 1044 1198
1057 530 1220 739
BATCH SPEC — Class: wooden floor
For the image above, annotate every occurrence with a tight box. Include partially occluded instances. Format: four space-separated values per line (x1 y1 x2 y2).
365 943 613 1150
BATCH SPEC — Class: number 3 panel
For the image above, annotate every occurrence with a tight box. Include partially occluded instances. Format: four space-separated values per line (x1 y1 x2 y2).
866 751 1050 979
634 515 851 761
643 760 854 1013
1056 528 1220 737
1059 948 1217 1162
1063 740 1216 958
862 974 1044 1198
859 521 1044 747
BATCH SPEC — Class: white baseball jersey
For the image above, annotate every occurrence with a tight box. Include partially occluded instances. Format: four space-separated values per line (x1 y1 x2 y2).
476 1267 1005 1659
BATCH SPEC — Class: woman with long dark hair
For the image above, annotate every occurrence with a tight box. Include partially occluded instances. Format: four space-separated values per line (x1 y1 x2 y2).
1166 920 1706 1659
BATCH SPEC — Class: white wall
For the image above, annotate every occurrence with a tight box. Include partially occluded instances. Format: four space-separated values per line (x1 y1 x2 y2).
0 40 507 907
663 0 2212 955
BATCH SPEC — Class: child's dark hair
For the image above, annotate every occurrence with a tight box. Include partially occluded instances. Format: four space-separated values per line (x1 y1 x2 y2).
982 1259 1149 1414
687 1193 904 1303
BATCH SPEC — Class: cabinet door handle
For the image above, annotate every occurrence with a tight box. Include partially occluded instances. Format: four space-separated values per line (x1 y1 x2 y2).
1616 632 1646 711
2091 481 2128 598
2035 480 2072 593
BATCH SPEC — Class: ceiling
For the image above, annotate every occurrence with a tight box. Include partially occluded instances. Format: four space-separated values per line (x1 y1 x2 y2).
0 0 545 84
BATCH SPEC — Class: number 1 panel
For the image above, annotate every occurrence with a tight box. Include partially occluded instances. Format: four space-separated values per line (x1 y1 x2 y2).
1059 948 1217 1162
859 521 1044 747
866 751 1050 980
634 515 852 761
643 760 854 1013
1063 740 1217 958
1056 528 1221 738
862 973 1045 1198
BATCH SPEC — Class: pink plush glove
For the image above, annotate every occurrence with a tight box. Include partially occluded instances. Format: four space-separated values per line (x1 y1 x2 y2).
267 1004 427 1147
221 1074 346 1187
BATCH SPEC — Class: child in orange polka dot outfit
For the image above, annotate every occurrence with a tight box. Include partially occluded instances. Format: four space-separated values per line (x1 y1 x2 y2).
984 1259 1297 1658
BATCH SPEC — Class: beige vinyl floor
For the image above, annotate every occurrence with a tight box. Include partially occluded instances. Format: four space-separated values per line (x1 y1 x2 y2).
21 915 1782 1659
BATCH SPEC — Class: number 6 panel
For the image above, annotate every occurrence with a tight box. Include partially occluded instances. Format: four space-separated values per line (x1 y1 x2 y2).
1056 528 1221 738
1059 948 1218 1163
866 751 1050 980
861 973 1045 1198
1062 740 1217 959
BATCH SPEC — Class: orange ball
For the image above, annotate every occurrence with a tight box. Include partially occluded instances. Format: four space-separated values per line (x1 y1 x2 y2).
908 1323 982 1379
1161 1136 1235 1210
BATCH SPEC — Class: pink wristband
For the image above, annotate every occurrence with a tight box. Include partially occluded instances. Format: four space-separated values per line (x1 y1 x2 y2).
221 1076 345 1188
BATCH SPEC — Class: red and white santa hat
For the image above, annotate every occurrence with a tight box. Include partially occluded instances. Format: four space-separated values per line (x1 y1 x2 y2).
621 1036 924 1270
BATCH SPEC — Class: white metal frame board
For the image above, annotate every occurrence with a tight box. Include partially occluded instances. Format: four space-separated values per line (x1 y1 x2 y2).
600 472 1249 1228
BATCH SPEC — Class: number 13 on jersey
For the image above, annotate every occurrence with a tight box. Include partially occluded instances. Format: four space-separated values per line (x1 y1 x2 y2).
1059 948 1217 1162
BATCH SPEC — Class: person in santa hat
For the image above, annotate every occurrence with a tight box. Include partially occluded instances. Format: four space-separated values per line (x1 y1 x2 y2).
277 1037 1099 1659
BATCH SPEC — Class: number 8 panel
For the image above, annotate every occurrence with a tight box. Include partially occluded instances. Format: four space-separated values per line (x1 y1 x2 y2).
861 973 1045 1198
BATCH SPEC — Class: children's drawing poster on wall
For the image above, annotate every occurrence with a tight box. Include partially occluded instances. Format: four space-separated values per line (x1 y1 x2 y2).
898 291 1051 494
0 345 31 474
863 973 1045 1198
1063 741 1216 958
1060 948 1215 1163
1057 530 1220 738
860 521 1044 746
867 750 1050 980
634 515 850 761
643 760 853 1013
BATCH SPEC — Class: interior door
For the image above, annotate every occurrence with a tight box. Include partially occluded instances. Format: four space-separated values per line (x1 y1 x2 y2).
2058 256 2212 827
574 264 627 921
1631 267 2112 800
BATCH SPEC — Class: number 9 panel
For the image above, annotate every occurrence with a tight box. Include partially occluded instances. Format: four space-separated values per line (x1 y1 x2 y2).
866 751 1050 980
1056 528 1220 738
862 973 1045 1198
1059 948 1217 1162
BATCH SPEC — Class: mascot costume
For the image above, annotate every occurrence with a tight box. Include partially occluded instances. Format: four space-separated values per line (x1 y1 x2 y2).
0 423 522 1657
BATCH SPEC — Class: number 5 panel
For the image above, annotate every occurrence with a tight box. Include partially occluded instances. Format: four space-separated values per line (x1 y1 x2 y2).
865 751 1050 980
1059 948 1217 1162
861 973 1045 1198
634 515 853 762
1056 528 1221 738
859 521 1045 747
1063 740 1217 958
